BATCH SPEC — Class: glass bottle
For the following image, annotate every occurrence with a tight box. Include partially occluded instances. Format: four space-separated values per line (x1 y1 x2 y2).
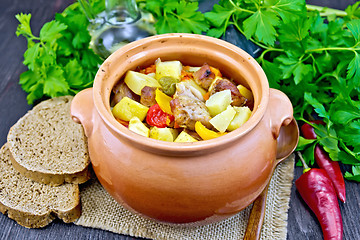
78 0 155 59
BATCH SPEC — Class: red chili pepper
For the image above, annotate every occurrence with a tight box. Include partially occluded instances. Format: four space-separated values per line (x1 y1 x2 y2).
301 121 346 203
296 152 343 240
146 104 174 128
300 120 324 139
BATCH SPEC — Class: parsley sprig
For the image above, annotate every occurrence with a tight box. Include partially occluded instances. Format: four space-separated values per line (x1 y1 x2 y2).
203 0 360 180
15 2 103 105
140 0 209 34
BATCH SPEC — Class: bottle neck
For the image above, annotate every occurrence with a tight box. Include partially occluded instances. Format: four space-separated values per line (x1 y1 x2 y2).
105 0 141 26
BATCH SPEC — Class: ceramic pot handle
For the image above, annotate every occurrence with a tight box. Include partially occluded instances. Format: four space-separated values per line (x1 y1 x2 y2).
268 88 299 162
71 88 94 137
268 88 293 139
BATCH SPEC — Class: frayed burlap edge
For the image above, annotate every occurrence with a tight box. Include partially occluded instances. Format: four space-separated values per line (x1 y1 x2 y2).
74 154 294 240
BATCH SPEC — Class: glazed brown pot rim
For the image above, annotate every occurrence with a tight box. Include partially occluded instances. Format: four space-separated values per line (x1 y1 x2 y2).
92 33 269 153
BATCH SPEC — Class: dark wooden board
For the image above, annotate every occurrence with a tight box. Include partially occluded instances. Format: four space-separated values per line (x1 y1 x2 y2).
0 0 359 239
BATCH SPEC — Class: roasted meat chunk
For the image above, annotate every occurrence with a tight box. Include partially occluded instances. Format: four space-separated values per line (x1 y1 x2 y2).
111 81 139 107
193 63 216 90
170 96 212 131
140 86 157 107
175 81 204 101
209 78 247 106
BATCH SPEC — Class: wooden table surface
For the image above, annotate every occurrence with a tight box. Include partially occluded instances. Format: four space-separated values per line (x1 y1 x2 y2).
1 0 359 239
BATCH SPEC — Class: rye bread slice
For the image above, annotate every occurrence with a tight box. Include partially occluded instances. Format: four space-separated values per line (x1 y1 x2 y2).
7 96 90 186
0 144 81 228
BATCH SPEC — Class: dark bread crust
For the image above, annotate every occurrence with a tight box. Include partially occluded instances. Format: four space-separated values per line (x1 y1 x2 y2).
0 144 81 228
7 96 90 186
9 152 91 186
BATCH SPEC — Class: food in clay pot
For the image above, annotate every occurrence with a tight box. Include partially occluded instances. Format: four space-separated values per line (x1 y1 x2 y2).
110 58 255 142
71 33 299 225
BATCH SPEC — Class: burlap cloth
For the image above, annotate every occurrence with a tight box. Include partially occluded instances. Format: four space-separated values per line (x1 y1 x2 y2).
74 154 294 240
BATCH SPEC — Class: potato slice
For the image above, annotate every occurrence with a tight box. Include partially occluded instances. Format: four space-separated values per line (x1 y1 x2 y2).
174 131 198 142
112 97 149 121
150 127 178 142
209 106 236 133
205 89 232 117
124 70 162 95
155 59 182 81
227 106 252 131
128 117 150 137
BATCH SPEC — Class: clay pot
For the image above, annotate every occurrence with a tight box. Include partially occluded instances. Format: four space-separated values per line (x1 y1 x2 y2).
71 33 299 225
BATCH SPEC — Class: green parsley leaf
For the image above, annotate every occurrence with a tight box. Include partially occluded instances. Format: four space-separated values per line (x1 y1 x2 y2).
337 120 360 147
315 124 340 161
15 13 34 43
347 19 360 43
19 70 41 93
278 17 311 42
266 0 305 23
39 20 67 42
204 4 234 28
346 51 360 82
27 82 44 105
345 166 360 181
303 143 316 166
243 9 279 46
304 92 329 120
330 101 360 125
23 43 40 71
145 0 209 34
296 136 316 151
43 66 68 96
64 59 84 88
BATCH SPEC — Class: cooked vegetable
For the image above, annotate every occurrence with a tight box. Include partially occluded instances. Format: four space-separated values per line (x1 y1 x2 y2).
155 88 173 114
227 106 252 131
128 117 150 137
111 81 139 107
174 131 198 142
209 106 236 133
111 59 253 141
296 152 343 240
124 70 162 95
209 78 246 107
150 127 178 142
237 85 253 103
158 76 178 96
195 121 226 140
112 97 149 121
155 59 182 81
146 103 174 128
205 89 232 117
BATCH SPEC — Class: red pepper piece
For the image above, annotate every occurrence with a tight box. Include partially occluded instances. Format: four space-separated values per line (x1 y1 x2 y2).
296 169 343 240
300 120 325 139
146 104 174 128
315 145 346 203
296 153 343 240
301 121 346 202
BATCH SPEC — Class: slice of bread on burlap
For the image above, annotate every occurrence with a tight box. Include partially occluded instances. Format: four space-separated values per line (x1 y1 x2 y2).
0 143 81 228
7 96 90 186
